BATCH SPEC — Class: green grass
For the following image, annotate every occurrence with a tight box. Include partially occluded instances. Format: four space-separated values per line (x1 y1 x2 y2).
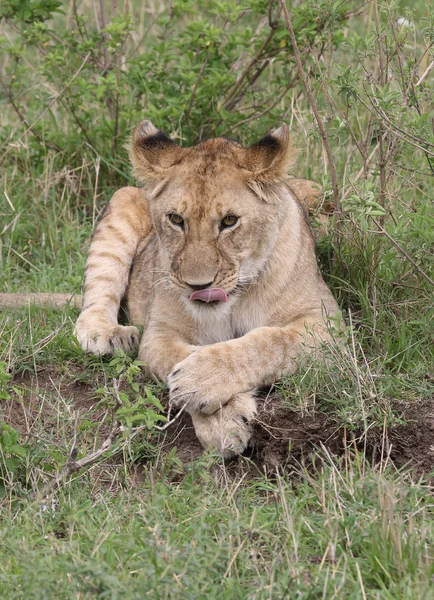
1 453 433 599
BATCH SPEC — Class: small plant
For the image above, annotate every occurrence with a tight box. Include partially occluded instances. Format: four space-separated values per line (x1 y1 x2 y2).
95 352 167 434
0 422 27 497
0 422 26 465
0 362 12 401
342 181 387 221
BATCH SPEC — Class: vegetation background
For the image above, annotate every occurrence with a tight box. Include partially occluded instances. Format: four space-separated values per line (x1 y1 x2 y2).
0 0 433 597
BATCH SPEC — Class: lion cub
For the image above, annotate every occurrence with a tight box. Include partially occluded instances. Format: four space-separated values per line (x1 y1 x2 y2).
76 120 340 457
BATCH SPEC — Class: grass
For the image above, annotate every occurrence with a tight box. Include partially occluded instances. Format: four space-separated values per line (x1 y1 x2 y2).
1 0 434 597
0 448 433 599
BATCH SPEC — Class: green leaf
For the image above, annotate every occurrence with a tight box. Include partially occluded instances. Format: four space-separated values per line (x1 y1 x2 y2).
8 444 26 458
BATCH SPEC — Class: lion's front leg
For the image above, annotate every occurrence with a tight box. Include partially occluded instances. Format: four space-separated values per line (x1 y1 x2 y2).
141 330 258 457
168 322 326 414
76 187 151 355
138 328 198 381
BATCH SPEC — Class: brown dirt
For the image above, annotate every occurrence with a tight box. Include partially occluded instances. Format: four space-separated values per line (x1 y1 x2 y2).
4 369 434 479
3 368 104 435
162 394 434 478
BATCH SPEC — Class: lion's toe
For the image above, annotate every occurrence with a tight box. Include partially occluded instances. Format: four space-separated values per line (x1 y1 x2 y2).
76 322 140 355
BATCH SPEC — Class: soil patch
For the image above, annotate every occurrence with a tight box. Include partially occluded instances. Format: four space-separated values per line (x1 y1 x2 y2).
163 394 434 478
4 370 434 479
4 367 101 434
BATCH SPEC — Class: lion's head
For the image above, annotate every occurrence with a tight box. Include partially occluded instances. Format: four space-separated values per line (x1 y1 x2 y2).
128 120 297 313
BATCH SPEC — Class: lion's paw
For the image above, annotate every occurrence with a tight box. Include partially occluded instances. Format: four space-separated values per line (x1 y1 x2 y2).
168 347 238 414
191 393 257 459
75 319 140 356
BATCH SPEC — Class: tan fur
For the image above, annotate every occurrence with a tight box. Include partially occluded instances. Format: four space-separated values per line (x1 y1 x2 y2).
73 120 341 457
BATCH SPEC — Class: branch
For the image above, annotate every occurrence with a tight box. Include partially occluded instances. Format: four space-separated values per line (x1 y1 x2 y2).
184 51 210 124
30 378 187 500
371 218 434 287
0 77 61 153
99 0 111 72
219 77 297 137
221 23 277 111
32 377 124 500
279 0 340 216
416 60 434 86
32 419 120 501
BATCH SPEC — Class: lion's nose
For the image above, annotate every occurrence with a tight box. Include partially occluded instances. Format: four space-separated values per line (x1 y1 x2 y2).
185 281 214 291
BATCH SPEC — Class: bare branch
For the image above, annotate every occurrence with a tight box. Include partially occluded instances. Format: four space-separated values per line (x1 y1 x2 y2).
416 59 434 86
219 78 297 137
371 219 434 287
279 0 340 217
184 52 210 125
0 78 61 152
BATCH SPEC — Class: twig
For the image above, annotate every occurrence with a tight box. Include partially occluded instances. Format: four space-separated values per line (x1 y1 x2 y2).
153 401 189 432
371 218 434 287
111 378 124 409
363 91 434 150
70 413 79 460
184 52 210 124
63 99 96 149
99 0 111 72
231 16 268 72
416 59 434 86
373 0 387 225
219 78 297 137
32 419 120 500
30 375 189 500
221 24 277 111
32 378 124 500
279 1 340 217
0 77 61 152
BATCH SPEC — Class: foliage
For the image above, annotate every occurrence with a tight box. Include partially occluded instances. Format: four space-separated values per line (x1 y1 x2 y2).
95 352 167 432
0 0 353 180
0 456 433 598
0 0 63 23
0 422 27 471
0 0 432 438
0 362 12 400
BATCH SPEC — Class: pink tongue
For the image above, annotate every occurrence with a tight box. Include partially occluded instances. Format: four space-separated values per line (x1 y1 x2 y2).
189 288 228 303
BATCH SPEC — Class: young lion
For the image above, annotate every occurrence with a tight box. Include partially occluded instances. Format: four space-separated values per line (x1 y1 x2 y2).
75 120 340 457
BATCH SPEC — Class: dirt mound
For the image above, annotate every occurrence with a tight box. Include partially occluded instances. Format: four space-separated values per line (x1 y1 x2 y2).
163 394 434 477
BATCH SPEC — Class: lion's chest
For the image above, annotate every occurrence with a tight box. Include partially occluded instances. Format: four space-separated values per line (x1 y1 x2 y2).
193 314 234 345
191 297 269 345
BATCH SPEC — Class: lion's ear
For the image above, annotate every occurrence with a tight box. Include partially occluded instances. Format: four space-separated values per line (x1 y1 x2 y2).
244 124 296 182
128 120 186 183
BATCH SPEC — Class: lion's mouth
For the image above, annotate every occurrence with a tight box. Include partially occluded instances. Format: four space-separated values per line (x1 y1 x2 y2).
189 288 228 303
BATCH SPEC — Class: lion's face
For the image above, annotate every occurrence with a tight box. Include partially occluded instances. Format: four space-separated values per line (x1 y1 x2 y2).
129 122 296 310
149 148 283 306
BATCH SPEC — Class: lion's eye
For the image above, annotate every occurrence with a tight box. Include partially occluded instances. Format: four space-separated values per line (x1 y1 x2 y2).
168 213 184 228
221 214 239 229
